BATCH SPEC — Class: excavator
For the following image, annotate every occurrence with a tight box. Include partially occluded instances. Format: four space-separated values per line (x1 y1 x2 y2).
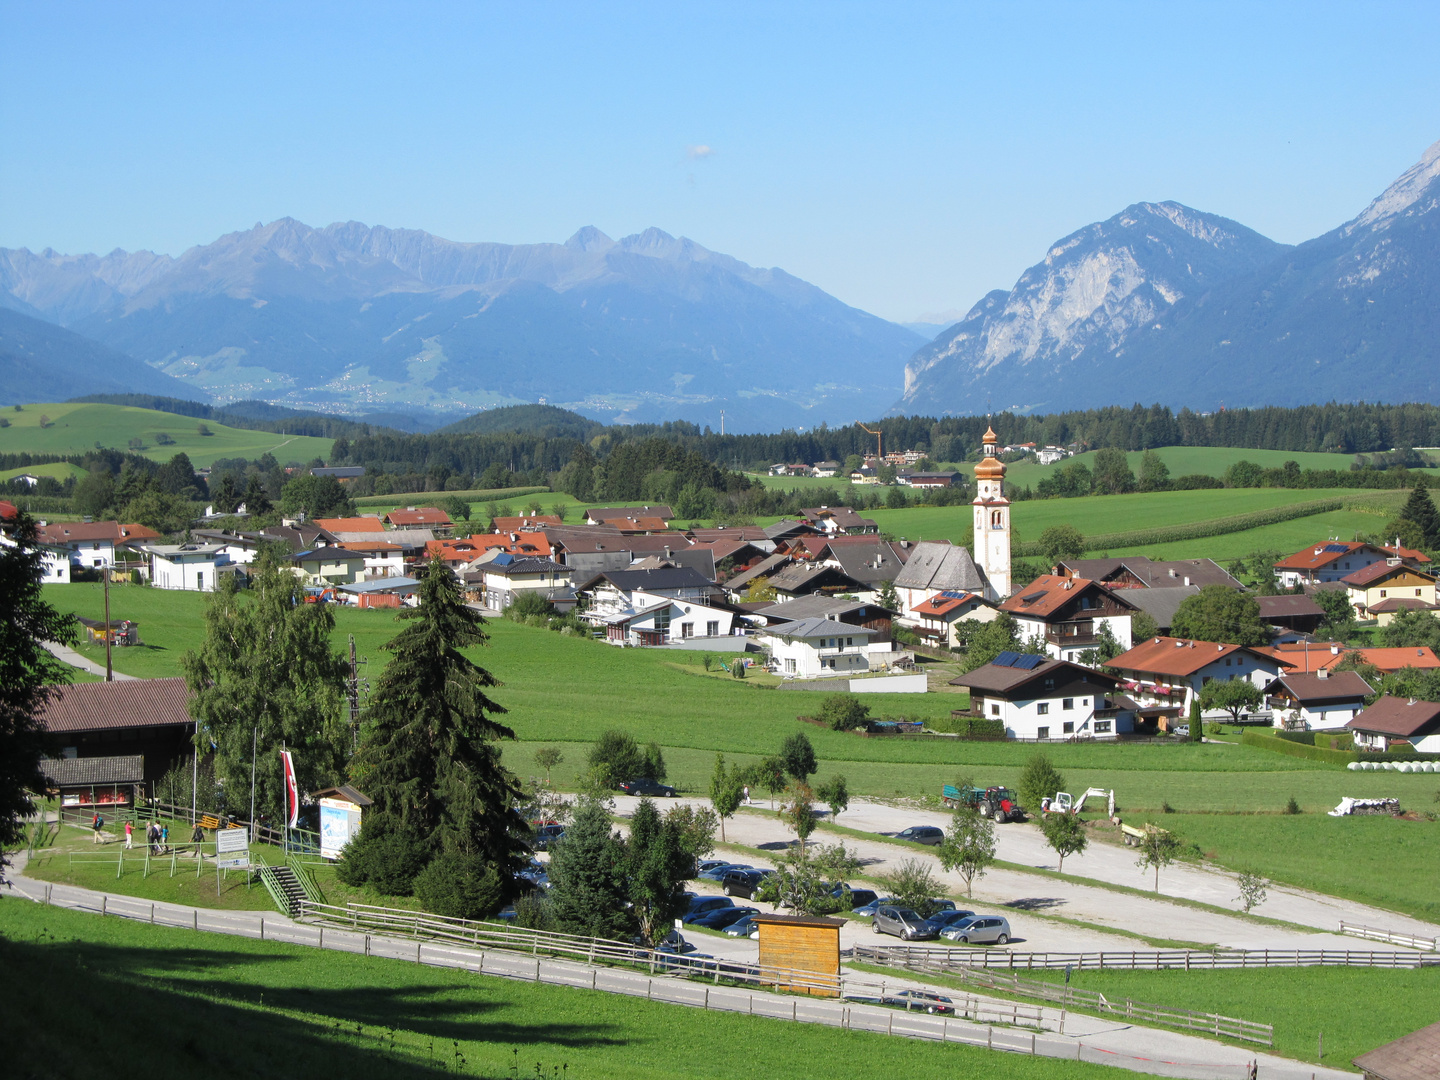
1047 788 1116 817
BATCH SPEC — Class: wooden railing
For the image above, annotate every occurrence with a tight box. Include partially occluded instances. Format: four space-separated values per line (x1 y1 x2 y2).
1338 921 1439 952
848 944 1437 971
850 944 1272 1046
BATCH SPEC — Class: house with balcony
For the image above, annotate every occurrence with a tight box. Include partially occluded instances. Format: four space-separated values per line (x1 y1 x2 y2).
799 506 878 535
949 653 1128 740
465 552 572 611
1261 670 1373 731
758 616 877 679
909 591 998 648
36 521 160 569
1273 541 1393 588
140 543 236 591
1347 696 1440 753
1105 636 1291 725
1341 559 1438 625
291 547 366 586
999 575 1137 662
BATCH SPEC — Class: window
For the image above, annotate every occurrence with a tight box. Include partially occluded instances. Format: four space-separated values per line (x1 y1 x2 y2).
1037 726 1050 739
1095 720 1112 734
846 637 854 647
1417 590 1424 598
706 620 719 636
1224 658 1231 667
1036 702 1050 715
680 622 694 639
1063 722 1074 734
1062 698 1074 710
1380 589 1387 598
991 509 1002 529
1081 698 1089 707
197 572 204 590
989 703 1000 716
784 658 796 674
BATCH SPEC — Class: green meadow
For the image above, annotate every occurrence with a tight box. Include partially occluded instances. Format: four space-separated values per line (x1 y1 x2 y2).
1 460 88 483
0 401 334 467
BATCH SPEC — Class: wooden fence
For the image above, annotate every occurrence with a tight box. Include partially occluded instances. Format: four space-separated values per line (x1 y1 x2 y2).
1338 922 1439 952
848 943 1437 971
850 944 1272 1046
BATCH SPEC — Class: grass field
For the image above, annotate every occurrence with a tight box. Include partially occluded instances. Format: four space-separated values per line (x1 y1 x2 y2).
1 460 88 483
0 898 1118 1080
0 401 334 467
38 583 1440 918
858 955 1440 1068
1102 503 1403 562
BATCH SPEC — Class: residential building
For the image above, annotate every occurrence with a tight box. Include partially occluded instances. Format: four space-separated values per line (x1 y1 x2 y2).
949 654 1128 740
1105 636 1290 723
893 540 989 614
810 537 909 602
1258 642 1440 675
810 461 841 478
1053 556 1244 591
999 575 1137 662
1122 584 1200 635
467 552 571 611
0 532 71 582
799 506 879 535
972 427 1012 598
291 547 366 585
896 470 959 489
1273 541 1392 588
141 543 235 591
596 594 742 646
329 528 434 556
262 522 342 552
36 521 160 568
1353 1018 1440 1080
190 529 266 567
1262 670 1373 731
584 505 674 527
1255 594 1327 635
765 560 869 602
1341 559 1437 624
747 595 894 636
336 540 406 579
758 616 877 679
1036 445 1072 465
577 566 719 619
314 516 388 534
909 591 998 648
384 507 453 532
1347 696 1440 754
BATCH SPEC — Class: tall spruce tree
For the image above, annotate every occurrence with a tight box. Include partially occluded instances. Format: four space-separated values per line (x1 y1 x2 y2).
0 514 77 864
349 559 529 877
625 797 692 945
182 566 349 821
1398 478 1438 547
548 797 632 940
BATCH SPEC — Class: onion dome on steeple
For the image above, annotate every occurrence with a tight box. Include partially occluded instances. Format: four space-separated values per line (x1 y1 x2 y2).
975 426 1006 482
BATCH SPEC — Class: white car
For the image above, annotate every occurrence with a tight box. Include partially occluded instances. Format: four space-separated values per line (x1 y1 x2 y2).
939 915 1011 945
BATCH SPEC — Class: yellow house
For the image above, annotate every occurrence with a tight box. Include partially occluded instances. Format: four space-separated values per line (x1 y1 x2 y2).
1343 559 1438 626
291 547 367 586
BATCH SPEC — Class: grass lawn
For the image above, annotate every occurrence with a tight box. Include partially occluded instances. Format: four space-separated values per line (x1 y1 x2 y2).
0 401 334 467
1 460 88 483
855 956 1440 1069
0 898 1119 1080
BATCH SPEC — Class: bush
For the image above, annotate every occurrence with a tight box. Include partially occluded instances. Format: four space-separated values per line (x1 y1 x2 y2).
1018 752 1066 815
589 729 644 784
413 851 507 919
1240 730 1355 765
817 693 870 731
1284 796 1302 815
508 590 553 621
334 815 434 895
927 716 1005 736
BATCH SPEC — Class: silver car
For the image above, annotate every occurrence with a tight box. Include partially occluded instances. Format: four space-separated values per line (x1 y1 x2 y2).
871 905 938 941
939 915 1011 945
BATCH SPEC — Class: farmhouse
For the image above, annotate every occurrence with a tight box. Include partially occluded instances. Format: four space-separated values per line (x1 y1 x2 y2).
584 505 673 527
1341 559 1437 624
1347 696 1440 753
1262 670 1373 731
949 653 1128 740
1105 636 1289 722
758 616 877 679
1053 556 1243 591
999 575 1137 662
384 507 452 532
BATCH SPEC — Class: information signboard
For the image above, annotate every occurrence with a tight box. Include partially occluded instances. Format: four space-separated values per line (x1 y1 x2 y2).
320 796 363 860
215 827 250 869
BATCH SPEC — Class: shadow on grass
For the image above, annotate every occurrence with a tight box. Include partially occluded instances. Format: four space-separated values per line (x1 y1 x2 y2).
0 929 624 1080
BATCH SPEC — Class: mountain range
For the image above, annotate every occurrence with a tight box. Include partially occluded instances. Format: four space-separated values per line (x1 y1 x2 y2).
901 139 1440 415
0 222 923 432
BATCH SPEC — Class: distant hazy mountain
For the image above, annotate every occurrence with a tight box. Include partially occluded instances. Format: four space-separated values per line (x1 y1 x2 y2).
0 307 195 405
0 221 923 432
901 140 1440 414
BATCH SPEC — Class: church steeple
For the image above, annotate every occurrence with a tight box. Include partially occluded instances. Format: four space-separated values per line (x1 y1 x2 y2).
972 424 1011 599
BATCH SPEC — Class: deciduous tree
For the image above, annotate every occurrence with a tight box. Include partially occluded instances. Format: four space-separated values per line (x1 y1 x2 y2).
779 731 817 781
708 753 743 842
1041 811 1088 873
937 807 996 897
1018 752 1065 818
1171 585 1270 646
1135 825 1183 892
1197 678 1262 723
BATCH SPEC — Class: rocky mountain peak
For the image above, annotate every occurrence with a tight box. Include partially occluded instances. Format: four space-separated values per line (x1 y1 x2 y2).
1345 138 1440 234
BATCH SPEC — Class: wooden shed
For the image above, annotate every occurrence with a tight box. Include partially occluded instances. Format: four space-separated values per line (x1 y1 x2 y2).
752 913 844 996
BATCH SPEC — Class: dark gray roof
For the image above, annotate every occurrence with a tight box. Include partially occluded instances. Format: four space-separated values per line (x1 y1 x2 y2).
724 553 792 592
1256 594 1327 619
752 595 892 622
823 539 907 585
580 566 715 593
762 617 878 641
893 541 987 593
40 755 144 787
667 548 716 581
763 519 817 541
37 678 193 733
1123 585 1200 630
311 466 366 478
1056 556 1244 590
1263 670 1372 703
767 561 864 595
1352 1018 1440 1080
950 659 1117 696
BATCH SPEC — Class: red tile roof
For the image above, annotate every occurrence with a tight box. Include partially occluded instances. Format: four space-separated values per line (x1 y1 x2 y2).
1107 636 1278 678
1000 575 1133 618
37 677 193 733
1258 643 1440 674
37 521 161 544
1273 541 1380 571
314 516 387 532
911 592 981 617
1381 542 1433 565
337 540 403 553
0 500 17 520
385 508 452 527
1341 560 1435 587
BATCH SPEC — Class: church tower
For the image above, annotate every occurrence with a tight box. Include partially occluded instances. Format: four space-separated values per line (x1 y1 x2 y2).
972 425 1011 600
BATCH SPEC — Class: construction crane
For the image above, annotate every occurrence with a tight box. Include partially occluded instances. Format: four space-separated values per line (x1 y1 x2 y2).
857 422 883 463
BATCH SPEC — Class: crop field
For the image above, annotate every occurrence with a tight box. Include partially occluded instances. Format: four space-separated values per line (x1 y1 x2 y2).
40 583 1440 917
1102 503 1404 562
0 402 334 467
0 899 1115 1080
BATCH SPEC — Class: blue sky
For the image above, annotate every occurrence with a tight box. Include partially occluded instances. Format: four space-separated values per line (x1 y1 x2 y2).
3 1 1439 322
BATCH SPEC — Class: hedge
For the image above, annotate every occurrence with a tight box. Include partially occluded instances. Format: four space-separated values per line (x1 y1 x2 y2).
1241 729 1355 765
1012 493 1391 557
928 716 1006 737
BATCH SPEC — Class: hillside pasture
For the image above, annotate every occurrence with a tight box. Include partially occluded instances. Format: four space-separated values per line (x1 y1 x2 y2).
0 401 333 466
1 460 88 483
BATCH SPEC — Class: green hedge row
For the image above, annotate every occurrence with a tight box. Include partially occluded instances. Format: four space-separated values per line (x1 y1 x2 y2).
928 716 1006 737
1277 730 1355 751
1013 495 1364 557
1241 729 1355 765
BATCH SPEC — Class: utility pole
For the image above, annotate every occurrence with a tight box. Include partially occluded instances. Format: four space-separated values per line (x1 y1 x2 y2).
249 726 258 843
102 565 113 681
720 410 725 437
348 634 361 753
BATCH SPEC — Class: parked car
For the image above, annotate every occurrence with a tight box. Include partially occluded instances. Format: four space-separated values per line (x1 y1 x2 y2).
884 989 955 1014
619 778 677 797
871 905 938 941
722 868 772 899
697 859 731 875
691 905 758 930
725 915 762 938
516 859 549 886
840 887 879 910
1173 723 1191 738
893 825 944 845
682 896 736 923
852 896 897 918
697 862 751 882
927 899 957 912
939 915 1012 945
925 909 976 932
532 824 565 850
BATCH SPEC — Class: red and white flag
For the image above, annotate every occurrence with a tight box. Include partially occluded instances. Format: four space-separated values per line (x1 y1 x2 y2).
280 750 299 829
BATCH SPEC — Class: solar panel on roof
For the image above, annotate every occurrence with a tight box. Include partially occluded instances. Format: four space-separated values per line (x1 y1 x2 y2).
941 590 969 599
1322 544 1349 553
1014 654 1045 670
993 650 1020 668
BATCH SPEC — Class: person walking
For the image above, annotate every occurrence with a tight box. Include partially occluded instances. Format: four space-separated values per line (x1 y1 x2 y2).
743 785 750 805
124 820 134 849
147 822 159 855
91 812 103 844
160 824 169 854
190 822 205 857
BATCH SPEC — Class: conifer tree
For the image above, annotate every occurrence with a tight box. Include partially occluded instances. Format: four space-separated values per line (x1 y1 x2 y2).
548 797 632 940
625 797 691 945
350 559 529 877
1398 478 1438 547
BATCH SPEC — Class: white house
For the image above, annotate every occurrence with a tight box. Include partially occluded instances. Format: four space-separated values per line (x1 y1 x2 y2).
577 567 718 619
1261 670 1372 732
949 655 1130 740
1105 636 1290 723
758 616 877 679
595 589 742 646
141 543 234 591
1272 541 1392 588
36 521 161 569
0 533 71 582
1036 446 1072 465
468 553 572 611
810 461 841 478
999 575 1137 663
336 540 406 579
1347 696 1440 754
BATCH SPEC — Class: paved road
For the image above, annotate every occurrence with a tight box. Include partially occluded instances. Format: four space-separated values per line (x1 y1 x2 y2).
43 640 139 681
0 856 1357 1080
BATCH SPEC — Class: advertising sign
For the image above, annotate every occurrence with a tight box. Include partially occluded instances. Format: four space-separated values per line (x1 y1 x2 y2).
215 827 250 869
319 796 363 860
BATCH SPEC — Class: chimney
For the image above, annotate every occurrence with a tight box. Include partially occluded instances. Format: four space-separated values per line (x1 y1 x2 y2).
1183 576 1191 587
1217 644 1223 651
1175 641 1184 648
1331 643 1340 655
1168 567 1177 578
1318 667 1329 679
